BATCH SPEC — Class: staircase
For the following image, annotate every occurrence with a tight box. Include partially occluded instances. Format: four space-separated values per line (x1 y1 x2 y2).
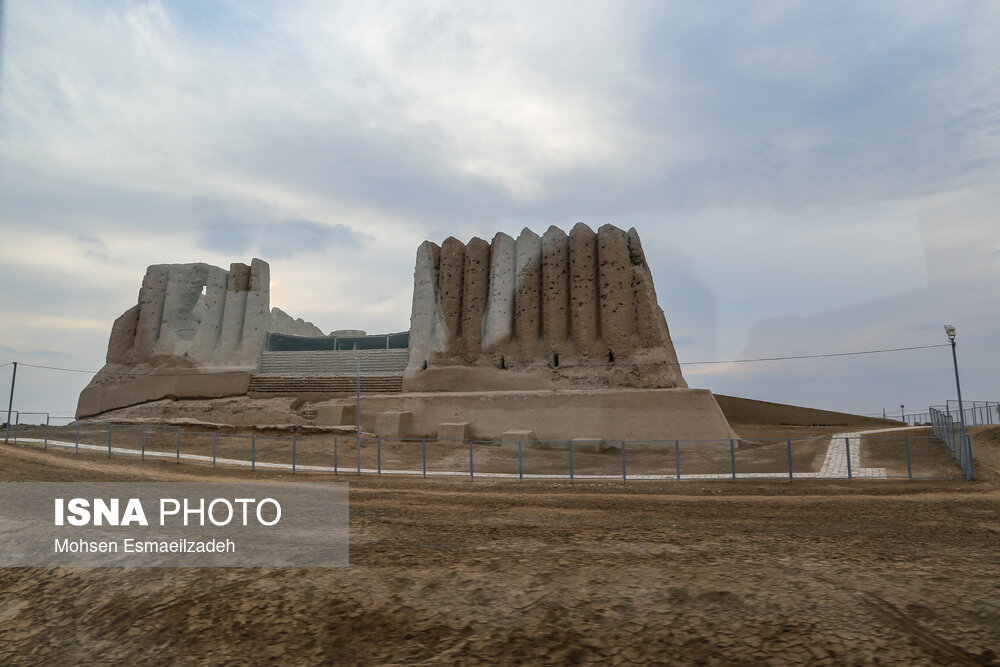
249 349 408 394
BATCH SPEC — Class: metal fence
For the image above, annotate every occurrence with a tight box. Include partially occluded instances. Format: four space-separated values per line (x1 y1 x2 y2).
3 420 971 482
900 411 931 427
928 406 976 480
2 411 57 443
885 401 997 429
930 400 999 427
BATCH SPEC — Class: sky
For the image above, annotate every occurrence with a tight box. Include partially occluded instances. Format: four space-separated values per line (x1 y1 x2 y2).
1 0 998 423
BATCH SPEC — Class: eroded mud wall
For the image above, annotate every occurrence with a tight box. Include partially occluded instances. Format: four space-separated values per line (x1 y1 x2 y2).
79 258 324 417
405 224 686 389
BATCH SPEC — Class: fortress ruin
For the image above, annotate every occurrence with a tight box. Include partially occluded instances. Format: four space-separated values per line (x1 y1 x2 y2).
78 224 735 443
405 223 686 391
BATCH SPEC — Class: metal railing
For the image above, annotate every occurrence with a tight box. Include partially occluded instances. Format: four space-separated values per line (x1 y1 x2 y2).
900 412 931 427
928 406 975 480
871 401 997 429
930 400 999 428
2 422 972 482
3 411 57 444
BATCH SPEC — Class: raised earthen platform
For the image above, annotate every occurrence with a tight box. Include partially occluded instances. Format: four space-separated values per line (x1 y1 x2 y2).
328 388 737 442
77 370 252 418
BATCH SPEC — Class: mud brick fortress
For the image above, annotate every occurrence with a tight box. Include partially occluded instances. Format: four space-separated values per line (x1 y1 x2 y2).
78 224 735 443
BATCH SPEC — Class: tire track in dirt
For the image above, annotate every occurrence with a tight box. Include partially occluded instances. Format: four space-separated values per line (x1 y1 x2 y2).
859 593 984 665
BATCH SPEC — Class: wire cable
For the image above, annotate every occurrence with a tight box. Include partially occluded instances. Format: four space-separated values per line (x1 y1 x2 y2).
680 343 950 365
3 343 951 376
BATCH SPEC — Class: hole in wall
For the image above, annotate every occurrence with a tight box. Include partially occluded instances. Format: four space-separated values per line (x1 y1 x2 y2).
552 353 559 367
500 356 506 370
608 349 615 364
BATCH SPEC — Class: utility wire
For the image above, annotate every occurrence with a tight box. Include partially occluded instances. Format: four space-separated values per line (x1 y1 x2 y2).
10 363 225 377
3 343 950 376
681 343 949 365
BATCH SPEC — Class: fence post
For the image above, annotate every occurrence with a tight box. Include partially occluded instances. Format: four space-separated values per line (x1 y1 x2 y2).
621 441 627 485
469 439 473 481
251 434 256 472
176 427 180 464
292 435 297 473
568 440 574 483
845 437 852 481
356 436 361 477
787 438 793 481
212 433 217 468
964 433 971 480
107 423 112 458
955 425 963 466
964 432 970 474
518 441 523 483
729 438 736 481
75 420 80 454
3 363 15 444
44 414 49 447
904 436 912 481
422 438 426 478
141 426 146 461
675 439 681 481
965 434 975 481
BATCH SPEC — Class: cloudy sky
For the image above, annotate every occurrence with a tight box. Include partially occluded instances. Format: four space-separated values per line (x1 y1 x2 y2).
1 0 998 422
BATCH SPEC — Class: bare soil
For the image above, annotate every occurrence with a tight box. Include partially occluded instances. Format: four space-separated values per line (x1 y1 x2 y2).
861 431 967 479
0 426 997 665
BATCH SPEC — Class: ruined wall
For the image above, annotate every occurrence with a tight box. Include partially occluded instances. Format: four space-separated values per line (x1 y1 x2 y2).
102 259 321 369
78 258 323 417
405 224 687 391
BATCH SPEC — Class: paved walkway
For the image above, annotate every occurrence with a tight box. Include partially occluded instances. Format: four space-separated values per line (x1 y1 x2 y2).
816 426 921 479
10 427 925 481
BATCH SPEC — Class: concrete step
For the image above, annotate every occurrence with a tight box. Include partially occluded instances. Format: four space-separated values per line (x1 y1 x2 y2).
258 349 408 377
248 375 403 394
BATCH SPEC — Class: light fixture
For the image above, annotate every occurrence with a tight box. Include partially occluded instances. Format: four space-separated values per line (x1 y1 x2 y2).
944 323 972 479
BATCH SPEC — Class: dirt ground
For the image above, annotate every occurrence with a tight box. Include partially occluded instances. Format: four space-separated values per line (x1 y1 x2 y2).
0 425 997 665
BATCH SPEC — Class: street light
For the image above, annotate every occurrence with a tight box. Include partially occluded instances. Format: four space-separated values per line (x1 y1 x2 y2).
900 404 905 425
944 324 972 478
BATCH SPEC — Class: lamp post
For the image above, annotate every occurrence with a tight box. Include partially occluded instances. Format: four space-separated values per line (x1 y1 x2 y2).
944 325 972 478
900 404 905 425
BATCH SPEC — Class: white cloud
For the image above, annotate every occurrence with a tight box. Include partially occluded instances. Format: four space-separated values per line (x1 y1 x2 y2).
269 2 660 199
1 0 999 416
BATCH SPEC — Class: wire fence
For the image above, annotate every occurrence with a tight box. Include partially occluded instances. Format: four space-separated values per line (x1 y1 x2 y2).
928 406 976 480
931 400 999 428
761 399 999 429
2 419 971 482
